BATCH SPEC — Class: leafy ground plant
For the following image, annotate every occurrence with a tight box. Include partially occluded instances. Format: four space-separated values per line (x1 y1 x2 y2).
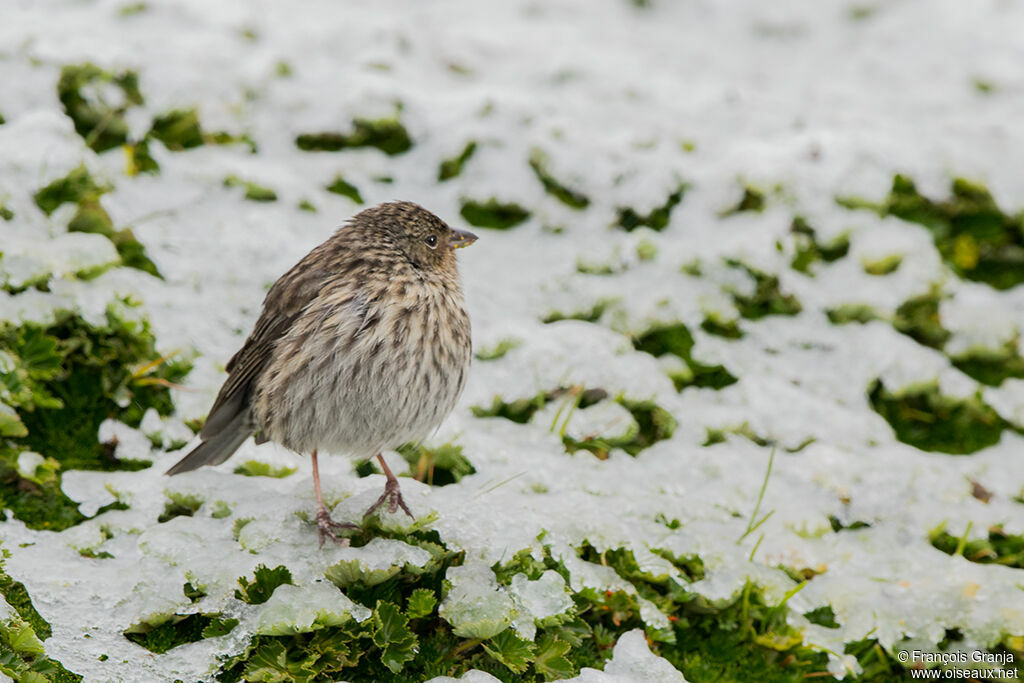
33 166 162 277
295 118 413 155
0 305 190 530
632 322 738 391
615 184 686 232
867 380 1016 455
217 536 901 682
0 546 82 681
460 199 532 230
56 63 143 153
439 141 477 181
529 151 590 210
837 175 1024 290
473 387 674 459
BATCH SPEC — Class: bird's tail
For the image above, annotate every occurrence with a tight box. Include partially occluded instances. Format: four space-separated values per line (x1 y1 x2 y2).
165 411 251 475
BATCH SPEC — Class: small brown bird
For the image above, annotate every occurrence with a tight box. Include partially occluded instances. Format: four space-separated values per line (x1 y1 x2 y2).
166 201 476 546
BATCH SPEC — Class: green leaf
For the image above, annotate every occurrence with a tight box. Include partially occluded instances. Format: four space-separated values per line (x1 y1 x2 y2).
535 633 575 680
5 619 46 655
547 617 591 647
307 628 360 669
244 639 311 683
325 175 364 204
233 461 297 478
371 600 417 673
200 616 238 638
483 628 536 674
0 405 27 437
17 329 62 378
235 565 294 605
406 588 437 619
438 140 477 181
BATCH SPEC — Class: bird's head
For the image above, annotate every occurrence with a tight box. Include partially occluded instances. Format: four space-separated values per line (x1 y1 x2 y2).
348 201 477 277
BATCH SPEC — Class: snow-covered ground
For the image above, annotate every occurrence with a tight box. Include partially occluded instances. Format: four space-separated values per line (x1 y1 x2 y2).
1 0 1024 680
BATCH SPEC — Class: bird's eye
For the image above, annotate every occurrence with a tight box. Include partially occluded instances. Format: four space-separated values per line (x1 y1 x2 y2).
425 235 438 249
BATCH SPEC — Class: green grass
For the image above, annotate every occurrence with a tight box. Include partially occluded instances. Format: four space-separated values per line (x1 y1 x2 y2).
56 63 143 153
124 613 239 654
396 443 476 486
892 290 949 350
460 199 531 230
837 174 1024 290
881 290 1024 386
727 263 802 320
157 491 203 523
561 396 676 459
542 301 610 324
34 165 162 277
233 461 297 478
831 289 1024 386
474 338 522 361
439 141 477 181
616 184 687 232
719 184 767 217
529 151 590 210
473 386 674 460
862 254 903 276
224 175 278 202
33 165 108 215
472 393 550 424
868 381 1014 454
929 524 1024 568
632 322 739 391
325 175 364 204
148 108 206 150
950 342 1024 387
701 316 744 339
55 64 255 173
790 217 850 274
295 118 412 155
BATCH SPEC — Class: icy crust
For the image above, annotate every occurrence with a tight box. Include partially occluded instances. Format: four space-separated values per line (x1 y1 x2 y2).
1 0 1024 680
255 583 371 636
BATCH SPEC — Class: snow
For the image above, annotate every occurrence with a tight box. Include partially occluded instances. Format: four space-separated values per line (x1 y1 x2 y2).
1 0 1024 680
254 582 371 636
440 562 518 639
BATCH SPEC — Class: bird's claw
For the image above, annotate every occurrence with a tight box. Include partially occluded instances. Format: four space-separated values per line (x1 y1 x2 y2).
364 477 415 520
316 507 358 548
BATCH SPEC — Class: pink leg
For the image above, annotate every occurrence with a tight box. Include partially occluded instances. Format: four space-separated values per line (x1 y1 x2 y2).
312 449 358 547
364 453 415 519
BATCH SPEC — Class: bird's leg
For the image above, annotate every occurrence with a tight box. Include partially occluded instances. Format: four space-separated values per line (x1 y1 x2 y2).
311 449 358 548
364 453 415 519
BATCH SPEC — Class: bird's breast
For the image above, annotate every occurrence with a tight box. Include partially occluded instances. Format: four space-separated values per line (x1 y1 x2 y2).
254 278 471 458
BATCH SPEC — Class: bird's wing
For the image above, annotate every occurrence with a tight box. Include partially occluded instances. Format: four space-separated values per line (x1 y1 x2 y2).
199 258 333 441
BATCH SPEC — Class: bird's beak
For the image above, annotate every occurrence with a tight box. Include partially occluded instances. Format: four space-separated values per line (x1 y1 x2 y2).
450 228 478 249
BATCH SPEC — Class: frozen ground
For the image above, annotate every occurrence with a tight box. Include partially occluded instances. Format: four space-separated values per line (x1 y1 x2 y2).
1 0 1024 680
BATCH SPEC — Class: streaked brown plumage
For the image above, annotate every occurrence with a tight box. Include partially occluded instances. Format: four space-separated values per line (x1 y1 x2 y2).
166 201 476 545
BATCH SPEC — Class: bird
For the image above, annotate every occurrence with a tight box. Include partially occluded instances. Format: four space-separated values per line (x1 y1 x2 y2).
166 201 477 546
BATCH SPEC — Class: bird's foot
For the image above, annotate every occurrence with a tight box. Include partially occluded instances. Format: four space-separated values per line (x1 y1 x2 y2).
364 476 415 520
316 506 359 548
